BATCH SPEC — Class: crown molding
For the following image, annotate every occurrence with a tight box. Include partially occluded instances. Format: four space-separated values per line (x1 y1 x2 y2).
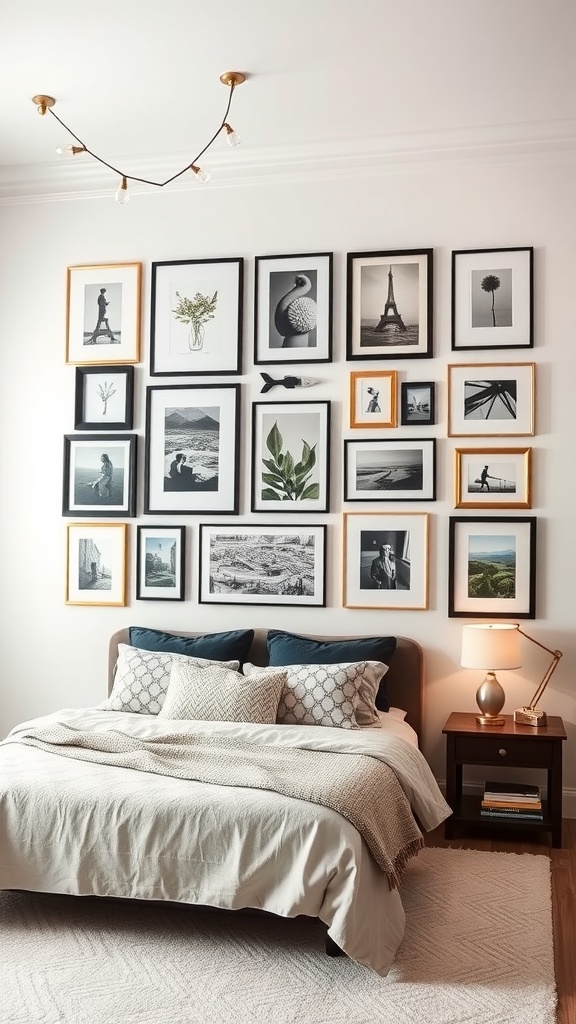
1 118 575 205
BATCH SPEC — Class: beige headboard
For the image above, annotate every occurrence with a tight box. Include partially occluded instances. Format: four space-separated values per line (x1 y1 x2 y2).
108 627 423 739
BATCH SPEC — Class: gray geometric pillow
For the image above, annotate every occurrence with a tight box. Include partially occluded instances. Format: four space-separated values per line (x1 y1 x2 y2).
97 644 238 715
244 661 375 729
158 660 287 724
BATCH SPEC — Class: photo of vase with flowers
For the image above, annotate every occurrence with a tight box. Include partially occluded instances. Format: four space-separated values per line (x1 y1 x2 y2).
150 257 243 375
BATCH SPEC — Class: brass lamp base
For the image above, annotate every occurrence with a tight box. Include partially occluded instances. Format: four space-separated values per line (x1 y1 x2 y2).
514 706 548 727
476 713 506 726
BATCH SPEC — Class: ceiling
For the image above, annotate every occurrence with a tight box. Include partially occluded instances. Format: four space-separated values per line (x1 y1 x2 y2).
1 0 575 198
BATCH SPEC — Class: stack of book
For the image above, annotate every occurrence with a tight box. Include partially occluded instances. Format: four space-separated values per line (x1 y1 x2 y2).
481 780 543 821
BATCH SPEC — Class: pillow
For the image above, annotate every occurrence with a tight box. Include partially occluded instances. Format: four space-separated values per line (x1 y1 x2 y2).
98 644 239 715
158 660 287 725
266 630 397 711
129 626 254 665
244 661 382 730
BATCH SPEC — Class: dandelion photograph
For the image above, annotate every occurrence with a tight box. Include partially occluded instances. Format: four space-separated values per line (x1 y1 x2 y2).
452 247 533 350
150 258 243 375
449 516 536 618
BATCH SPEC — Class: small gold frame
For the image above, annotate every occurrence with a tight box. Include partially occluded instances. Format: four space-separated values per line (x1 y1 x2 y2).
66 522 127 606
349 370 398 429
454 447 532 509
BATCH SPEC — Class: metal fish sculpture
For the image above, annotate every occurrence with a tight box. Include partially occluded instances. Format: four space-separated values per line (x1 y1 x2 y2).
260 372 320 394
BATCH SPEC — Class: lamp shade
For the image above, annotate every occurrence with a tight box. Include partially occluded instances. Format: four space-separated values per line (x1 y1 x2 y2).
461 624 522 670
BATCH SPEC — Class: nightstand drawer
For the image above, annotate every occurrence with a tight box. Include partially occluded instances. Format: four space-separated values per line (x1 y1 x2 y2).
454 735 553 766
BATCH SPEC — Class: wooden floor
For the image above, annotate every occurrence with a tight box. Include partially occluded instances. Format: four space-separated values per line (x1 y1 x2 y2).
425 817 576 1024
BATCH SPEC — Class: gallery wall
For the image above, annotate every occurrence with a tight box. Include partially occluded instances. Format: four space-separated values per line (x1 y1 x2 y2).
0 150 574 810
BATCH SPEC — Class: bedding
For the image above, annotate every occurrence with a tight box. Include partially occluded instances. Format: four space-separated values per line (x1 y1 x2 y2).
0 707 450 976
158 661 287 724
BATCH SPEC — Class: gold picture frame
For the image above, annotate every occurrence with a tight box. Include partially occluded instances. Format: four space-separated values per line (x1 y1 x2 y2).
66 522 127 606
349 370 398 429
454 447 532 509
447 362 535 437
66 262 142 365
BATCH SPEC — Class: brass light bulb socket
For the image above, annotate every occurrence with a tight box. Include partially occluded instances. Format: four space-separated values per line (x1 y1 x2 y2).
219 72 246 88
32 94 56 116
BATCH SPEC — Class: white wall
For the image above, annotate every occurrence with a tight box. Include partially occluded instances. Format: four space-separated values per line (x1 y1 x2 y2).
1 152 574 811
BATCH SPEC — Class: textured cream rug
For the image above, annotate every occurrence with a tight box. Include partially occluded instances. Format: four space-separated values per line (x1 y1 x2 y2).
0 848 556 1024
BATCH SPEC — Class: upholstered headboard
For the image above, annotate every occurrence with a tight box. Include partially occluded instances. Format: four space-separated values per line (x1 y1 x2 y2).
108 628 424 739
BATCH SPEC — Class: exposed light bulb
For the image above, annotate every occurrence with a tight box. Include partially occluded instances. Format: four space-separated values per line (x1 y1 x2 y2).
55 144 86 157
223 123 241 147
115 176 130 205
190 164 211 184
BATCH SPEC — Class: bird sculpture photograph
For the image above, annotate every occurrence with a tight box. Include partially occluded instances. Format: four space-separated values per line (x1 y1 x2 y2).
273 273 318 348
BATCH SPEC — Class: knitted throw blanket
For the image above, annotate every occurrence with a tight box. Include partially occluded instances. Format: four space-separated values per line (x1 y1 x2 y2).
12 723 424 888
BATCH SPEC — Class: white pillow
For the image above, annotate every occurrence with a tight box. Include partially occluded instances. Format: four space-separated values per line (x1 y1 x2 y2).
159 660 287 724
244 660 386 729
98 643 239 715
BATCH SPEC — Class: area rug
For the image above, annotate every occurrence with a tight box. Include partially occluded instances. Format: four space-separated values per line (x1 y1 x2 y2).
0 848 556 1024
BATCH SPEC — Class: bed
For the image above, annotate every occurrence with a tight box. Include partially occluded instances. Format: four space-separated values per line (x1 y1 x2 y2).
0 627 450 976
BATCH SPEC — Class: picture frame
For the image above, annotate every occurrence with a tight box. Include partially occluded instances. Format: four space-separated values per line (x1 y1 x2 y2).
254 252 333 364
144 383 240 515
66 262 141 365
251 400 330 513
343 512 429 610
150 257 243 376
400 381 435 426
66 522 127 606
452 247 534 351
448 515 536 618
349 370 397 429
136 525 186 601
346 248 433 360
447 362 535 437
344 438 436 502
74 365 134 430
199 524 326 607
454 447 532 509
62 434 137 517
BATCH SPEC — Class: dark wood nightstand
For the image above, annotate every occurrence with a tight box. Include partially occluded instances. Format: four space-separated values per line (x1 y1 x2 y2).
442 712 567 848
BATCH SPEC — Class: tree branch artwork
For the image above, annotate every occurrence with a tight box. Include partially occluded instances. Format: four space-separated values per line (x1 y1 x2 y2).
98 381 117 416
261 421 319 501
172 290 218 351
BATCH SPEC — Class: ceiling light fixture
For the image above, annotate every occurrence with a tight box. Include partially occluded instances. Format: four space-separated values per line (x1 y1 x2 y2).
32 71 246 203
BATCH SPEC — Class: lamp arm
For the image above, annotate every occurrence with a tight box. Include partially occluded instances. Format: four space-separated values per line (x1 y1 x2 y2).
515 627 563 709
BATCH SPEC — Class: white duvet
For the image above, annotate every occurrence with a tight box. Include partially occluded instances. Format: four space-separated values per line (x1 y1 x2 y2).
0 708 450 975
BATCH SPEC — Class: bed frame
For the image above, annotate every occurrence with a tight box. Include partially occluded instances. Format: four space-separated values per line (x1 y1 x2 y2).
108 628 424 739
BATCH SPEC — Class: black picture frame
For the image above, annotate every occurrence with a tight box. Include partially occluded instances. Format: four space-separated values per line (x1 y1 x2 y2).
150 257 243 376
254 252 333 364
62 433 137 517
451 247 534 351
136 525 186 601
144 383 240 515
400 381 435 426
74 365 134 430
344 438 436 502
448 515 537 618
251 400 331 513
198 524 327 607
346 248 433 360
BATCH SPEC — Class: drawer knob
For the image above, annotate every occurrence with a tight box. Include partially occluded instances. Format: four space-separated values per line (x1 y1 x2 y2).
499 748 507 757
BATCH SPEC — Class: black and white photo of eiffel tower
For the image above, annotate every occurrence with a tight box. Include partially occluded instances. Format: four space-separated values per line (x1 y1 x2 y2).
348 249 432 359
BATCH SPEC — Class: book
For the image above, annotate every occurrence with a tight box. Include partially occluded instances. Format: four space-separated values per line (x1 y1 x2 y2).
479 798 537 806
480 809 544 821
484 780 540 800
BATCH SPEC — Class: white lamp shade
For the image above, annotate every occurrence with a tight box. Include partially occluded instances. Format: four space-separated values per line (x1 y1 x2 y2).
461 624 522 670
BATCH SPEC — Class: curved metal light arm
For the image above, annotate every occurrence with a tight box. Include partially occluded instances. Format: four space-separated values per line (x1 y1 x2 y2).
515 625 563 709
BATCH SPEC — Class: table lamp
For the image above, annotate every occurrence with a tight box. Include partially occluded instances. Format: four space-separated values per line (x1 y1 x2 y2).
461 623 563 727
461 623 521 726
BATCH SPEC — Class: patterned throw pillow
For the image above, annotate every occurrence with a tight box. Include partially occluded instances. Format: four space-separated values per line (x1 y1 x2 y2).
158 660 287 724
244 661 383 729
98 644 239 715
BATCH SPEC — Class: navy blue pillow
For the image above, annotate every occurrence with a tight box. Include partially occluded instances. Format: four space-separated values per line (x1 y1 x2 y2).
266 630 397 711
129 627 254 666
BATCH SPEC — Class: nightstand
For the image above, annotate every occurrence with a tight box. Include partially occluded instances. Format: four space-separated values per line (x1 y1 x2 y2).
442 712 567 847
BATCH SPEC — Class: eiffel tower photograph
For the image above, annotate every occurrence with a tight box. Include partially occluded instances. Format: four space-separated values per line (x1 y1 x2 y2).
347 249 432 359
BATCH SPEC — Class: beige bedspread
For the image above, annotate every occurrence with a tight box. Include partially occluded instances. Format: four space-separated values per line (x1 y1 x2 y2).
9 722 423 889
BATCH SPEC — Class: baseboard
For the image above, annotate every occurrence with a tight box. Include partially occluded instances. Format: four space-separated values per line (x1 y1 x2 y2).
437 778 576 820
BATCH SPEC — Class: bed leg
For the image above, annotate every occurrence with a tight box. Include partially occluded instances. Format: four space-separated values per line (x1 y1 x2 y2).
325 934 345 958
